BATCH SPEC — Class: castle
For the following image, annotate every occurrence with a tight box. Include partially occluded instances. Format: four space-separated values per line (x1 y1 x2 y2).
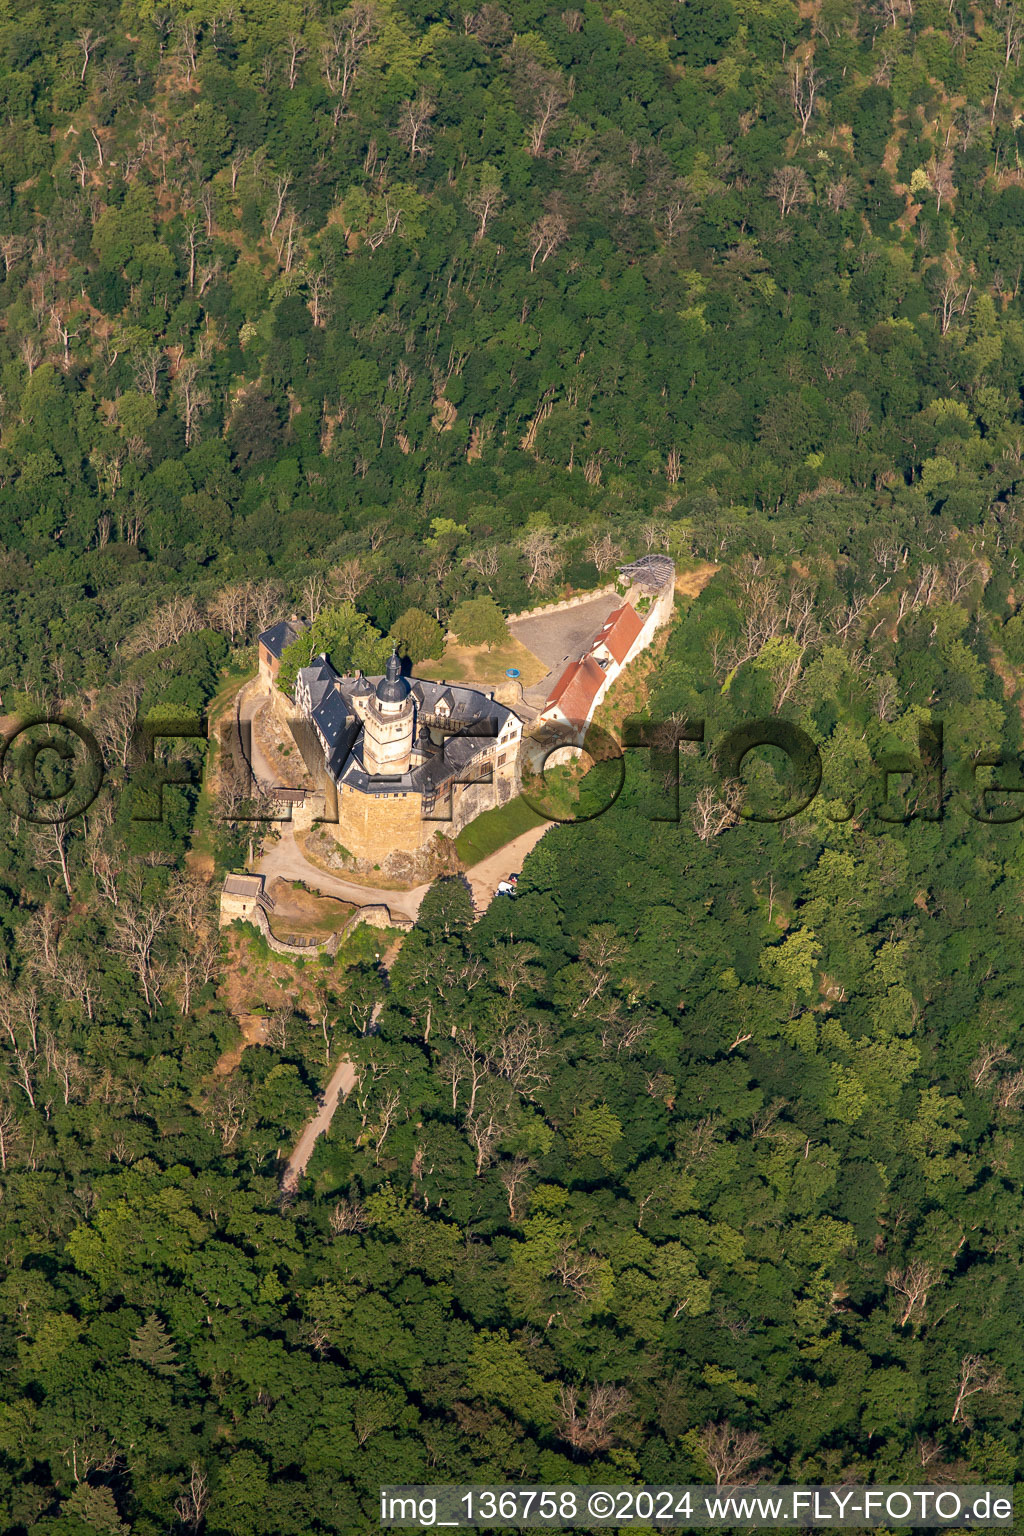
255 555 674 870
263 642 522 867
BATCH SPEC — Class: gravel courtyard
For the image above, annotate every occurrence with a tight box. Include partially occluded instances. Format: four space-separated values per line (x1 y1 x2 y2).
509 591 621 703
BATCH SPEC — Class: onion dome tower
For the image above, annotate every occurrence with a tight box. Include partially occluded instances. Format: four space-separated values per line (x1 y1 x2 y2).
362 647 414 776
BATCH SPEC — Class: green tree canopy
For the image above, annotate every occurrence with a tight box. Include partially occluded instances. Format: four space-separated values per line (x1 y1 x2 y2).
277 603 392 694
390 607 444 664
450 596 509 650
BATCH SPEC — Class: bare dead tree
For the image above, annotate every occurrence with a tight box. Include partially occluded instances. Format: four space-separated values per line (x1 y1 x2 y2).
550 1235 605 1300
176 20 199 84
174 1464 210 1532
927 155 955 213
766 165 812 217
465 168 506 242
692 783 741 842
322 3 380 121
330 1197 367 1234
994 1068 1024 1113
284 32 305 88
173 357 210 448
0 235 31 278
75 28 104 83
587 531 622 573
203 1074 250 1150
182 214 203 291
123 593 205 655
491 942 542 1001
489 1018 552 1099
466 1087 513 1175
133 346 164 398
331 557 373 602
396 93 436 159
111 901 168 1011
825 174 853 212
557 1383 633 1453
528 211 568 270
305 264 332 327
528 76 568 156
969 1042 1013 1091
999 2 1024 65
173 933 218 1014
0 1094 22 1172
364 195 404 252
273 209 301 275
886 1260 943 1328
787 59 822 136
463 547 500 579
28 821 74 899
268 173 293 240
371 1087 402 1164
698 1421 767 1488
522 529 562 589
208 581 255 645
498 1155 535 1221
302 572 329 623
19 334 43 376
55 952 97 1022
951 1355 1005 1426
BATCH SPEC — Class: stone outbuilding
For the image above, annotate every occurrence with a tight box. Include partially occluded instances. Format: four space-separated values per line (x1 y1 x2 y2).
219 872 274 926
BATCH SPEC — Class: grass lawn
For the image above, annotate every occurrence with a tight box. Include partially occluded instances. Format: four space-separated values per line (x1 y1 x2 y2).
455 794 547 866
418 634 548 688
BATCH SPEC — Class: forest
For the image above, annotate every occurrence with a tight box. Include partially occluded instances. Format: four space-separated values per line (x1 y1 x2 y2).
3 0 1024 1530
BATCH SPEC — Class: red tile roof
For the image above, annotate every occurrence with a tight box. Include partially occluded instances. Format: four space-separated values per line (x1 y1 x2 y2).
544 654 606 722
595 603 644 665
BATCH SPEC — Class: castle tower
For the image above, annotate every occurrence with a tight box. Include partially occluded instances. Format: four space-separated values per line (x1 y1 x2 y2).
362 648 414 777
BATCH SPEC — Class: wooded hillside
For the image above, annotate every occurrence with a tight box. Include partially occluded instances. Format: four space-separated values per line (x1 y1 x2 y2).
3 0 1024 1531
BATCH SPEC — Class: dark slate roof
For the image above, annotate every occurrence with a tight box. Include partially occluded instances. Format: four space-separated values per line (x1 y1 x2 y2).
376 647 411 704
311 684 350 750
301 656 335 712
411 679 503 731
259 617 308 659
295 654 512 799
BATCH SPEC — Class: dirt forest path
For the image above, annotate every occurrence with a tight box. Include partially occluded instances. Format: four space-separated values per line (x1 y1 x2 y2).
281 1047 363 1193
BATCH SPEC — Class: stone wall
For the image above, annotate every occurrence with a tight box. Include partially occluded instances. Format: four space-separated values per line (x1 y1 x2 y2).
507 582 618 624
357 904 414 931
225 899 410 956
219 891 261 926
233 902 347 956
335 781 433 863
